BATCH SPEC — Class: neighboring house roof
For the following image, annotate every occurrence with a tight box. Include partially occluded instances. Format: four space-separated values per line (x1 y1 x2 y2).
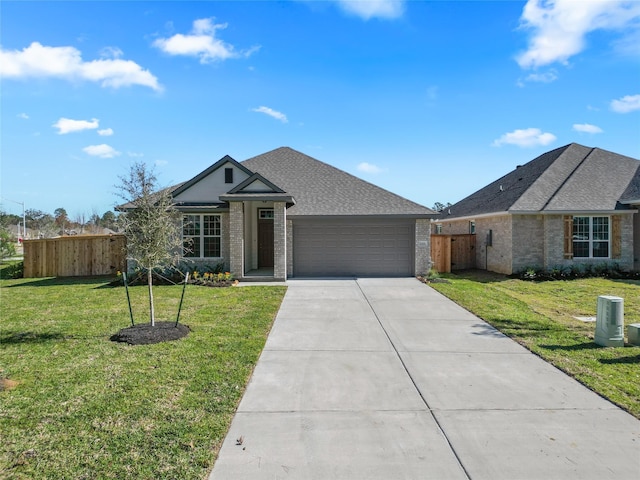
620 164 640 205
443 143 640 219
241 147 435 217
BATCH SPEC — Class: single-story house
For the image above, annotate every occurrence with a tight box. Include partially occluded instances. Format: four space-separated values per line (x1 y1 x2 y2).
157 147 436 280
433 143 640 274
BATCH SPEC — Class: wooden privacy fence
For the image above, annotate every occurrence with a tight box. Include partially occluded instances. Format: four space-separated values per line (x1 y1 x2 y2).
431 234 476 273
23 234 126 278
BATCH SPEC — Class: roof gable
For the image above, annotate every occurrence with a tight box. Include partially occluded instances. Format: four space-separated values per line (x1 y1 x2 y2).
171 155 253 204
241 147 435 217
227 173 286 194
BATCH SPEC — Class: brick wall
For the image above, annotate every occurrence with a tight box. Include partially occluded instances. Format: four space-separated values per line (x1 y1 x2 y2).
273 201 287 280
512 214 544 272
286 218 294 278
415 218 431 275
228 202 244 276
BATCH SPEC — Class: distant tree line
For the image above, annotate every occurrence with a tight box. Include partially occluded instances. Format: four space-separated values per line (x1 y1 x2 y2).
0 206 119 239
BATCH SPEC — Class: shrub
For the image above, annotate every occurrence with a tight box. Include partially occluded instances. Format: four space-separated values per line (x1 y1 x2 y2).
514 261 637 281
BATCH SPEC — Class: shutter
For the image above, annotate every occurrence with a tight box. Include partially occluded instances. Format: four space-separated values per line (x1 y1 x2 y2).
563 215 573 259
611 215 621 259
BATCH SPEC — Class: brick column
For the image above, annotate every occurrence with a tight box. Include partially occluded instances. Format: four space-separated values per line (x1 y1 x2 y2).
415 218 431 275
229 202 244 278
273 202 287 281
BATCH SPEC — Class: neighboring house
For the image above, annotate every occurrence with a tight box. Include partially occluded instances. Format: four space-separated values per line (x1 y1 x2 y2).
433 143 640 274
141 147 435 280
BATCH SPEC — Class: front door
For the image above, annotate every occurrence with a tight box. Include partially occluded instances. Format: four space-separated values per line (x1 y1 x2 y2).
258 209 274 268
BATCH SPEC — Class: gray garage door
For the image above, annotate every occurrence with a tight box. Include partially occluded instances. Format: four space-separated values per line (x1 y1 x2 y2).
293 218 414 277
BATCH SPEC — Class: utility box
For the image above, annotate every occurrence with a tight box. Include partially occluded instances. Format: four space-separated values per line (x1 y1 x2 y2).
628 324 640 346
595 296 624 347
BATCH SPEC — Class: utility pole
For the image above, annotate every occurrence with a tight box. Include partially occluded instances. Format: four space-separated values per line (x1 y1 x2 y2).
1 197 26 239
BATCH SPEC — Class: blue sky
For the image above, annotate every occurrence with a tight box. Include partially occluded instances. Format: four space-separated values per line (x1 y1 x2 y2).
1 0 639 219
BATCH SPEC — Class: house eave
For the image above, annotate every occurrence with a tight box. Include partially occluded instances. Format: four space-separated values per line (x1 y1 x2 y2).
432 211 511 222
288 213 436 220
219 194 296 204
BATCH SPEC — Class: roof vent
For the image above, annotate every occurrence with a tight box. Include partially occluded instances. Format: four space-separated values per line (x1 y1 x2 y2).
447 209 451 215
499 185 504 192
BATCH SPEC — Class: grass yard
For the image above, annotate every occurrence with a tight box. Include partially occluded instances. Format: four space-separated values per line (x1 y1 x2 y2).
430 270 640 419
0 270 286 479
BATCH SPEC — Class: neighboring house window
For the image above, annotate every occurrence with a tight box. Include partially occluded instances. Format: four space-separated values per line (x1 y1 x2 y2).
469 221 475 234
572 216 609 258
435 224 442 234
183 214 221 258
224 168 233 184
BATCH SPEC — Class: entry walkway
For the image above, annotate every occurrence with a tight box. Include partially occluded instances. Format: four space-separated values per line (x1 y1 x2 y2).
210 278 640 479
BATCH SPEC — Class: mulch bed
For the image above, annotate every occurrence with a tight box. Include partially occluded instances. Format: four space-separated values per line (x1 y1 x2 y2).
110 322 190 345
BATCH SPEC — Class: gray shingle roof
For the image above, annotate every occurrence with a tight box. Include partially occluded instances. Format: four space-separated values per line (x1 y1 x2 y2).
444 143 639 219
620 164 640 204
241 147 435 217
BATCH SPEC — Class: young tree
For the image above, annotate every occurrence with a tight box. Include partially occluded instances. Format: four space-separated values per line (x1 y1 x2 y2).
116 162 183 326
0 226 17 262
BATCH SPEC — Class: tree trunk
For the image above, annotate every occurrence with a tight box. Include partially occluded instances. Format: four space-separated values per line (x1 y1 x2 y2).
148 270 155 326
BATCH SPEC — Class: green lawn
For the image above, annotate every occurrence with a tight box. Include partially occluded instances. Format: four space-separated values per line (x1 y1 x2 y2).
0 272 286 479
430 271 640 418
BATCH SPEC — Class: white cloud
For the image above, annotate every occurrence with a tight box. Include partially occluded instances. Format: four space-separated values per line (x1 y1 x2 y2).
155 160 168 166
53 117 99 134
153 17 259 64
97 128 114 136
99 46 123 59
357 162 384 174
335 0 405 20
524 70 558 84
17 113 29 119
610 94 640 113
252 106 288 123
83 144 121 158
127 151 144 158
492 128 557 147
516 0 640 69
0 42 162 91
573 123 603 134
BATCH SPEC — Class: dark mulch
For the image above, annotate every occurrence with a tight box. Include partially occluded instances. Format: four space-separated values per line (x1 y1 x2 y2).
110 322 190 345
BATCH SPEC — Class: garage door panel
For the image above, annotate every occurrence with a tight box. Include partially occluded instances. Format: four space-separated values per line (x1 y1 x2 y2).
293 219 414 277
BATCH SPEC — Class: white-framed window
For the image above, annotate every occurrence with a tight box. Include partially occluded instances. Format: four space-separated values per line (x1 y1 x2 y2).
469 221 476 234
183 214 221 258
435 224 442 234
258 208 274 220
573 216 609 258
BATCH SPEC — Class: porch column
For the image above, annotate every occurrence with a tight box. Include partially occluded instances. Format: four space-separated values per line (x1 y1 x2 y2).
273 201 287 281
229 201 245 278
415 218 431 275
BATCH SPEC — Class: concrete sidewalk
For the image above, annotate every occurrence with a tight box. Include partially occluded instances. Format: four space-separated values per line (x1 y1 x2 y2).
210 278 640 480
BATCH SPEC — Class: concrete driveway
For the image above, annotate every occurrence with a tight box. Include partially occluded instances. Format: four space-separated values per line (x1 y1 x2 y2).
210 278 640 480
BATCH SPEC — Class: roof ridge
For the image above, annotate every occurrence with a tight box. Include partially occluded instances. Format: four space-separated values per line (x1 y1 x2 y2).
538 146 595 211
244 146 435 212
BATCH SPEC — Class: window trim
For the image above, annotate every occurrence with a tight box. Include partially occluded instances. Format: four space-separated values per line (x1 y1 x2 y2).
224 168 233 184
258 208 274 220
182 214 222 258
572 215 610 259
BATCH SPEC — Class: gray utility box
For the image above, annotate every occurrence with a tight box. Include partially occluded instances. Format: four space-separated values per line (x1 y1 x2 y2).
595 296 624 347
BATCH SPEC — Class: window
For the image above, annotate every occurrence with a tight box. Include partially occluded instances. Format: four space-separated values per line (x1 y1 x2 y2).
224 168 233 184
435 224 442 234
183 214 221 258
469 221 476 234
259 208 274 220
573 216 609 258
